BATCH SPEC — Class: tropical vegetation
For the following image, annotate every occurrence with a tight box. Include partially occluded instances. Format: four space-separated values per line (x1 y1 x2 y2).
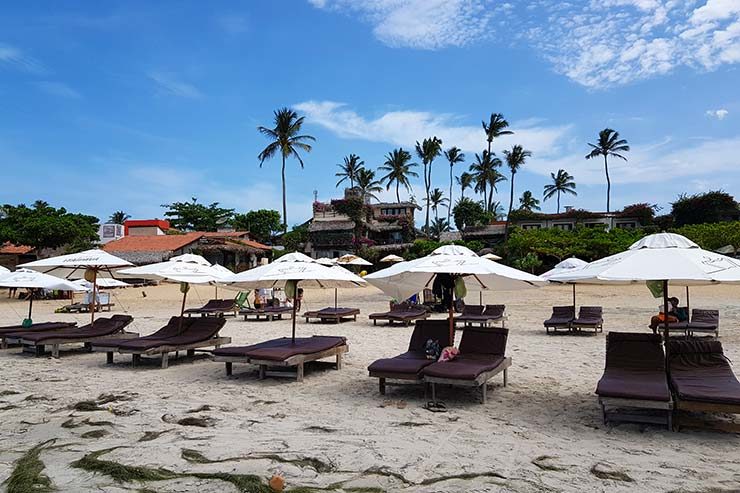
543 169 577 213
585 128 629 213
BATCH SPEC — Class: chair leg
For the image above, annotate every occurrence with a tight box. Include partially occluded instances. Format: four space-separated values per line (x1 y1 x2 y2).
106 352 113 364
51 344 60 359
336 352 343 370
161 353 169 369
187 349 195 357
132 354 140 367
259 365 266 379
225 362 232 376
503 368 508 387
379 377 386 395
481 383 487 404
296 363 304 382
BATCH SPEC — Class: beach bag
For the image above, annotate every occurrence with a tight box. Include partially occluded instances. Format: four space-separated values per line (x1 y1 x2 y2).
424 339 441 360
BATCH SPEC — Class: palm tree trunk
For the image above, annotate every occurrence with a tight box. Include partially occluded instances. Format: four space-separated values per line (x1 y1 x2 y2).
396 182 400 203
604 154 611 213
424 164 430 233
281 154 287 232
557 190 561 214
448 165 453 224
505 173 515 241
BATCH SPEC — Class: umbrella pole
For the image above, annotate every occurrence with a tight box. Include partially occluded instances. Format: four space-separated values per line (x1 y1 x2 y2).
449 283 455 346
90 269 98 325
178 283 189 333
479 291 482 305
663 280 669 344
685 286 690 314
27 293 33 321
335 287 338 309
291 282 298 344
572 284 576 310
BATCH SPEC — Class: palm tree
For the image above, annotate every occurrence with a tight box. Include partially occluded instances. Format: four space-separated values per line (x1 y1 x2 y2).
490 201 505 220
470 151 505 213
424 188 449 221
482 113 513 154
335 154 364 189
487 168 507 213
519 190 541 211
108 211 130 224
428 217 450 240
457 172 473 199
378 148 418 203
503 145 532 239
443 147 465 223
585 128 629 212
543 169 577 213
258 107 315 231
354 168 383 203
415 136 443 233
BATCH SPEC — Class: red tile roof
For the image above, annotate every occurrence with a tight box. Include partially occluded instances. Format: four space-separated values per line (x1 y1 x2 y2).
103 233 202 253
0 242 34 255
239 239 271 250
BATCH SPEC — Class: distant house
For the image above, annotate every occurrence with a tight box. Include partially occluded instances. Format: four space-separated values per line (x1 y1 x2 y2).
511 208 644 231
0 243 36 270
103 230 271 270
123 219 171 236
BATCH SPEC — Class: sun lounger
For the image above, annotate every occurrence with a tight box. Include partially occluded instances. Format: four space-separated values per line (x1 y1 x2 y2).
61 292 115 313
91 316 193 363
3 315 135 358
368 302 429 326
422 327 512 404
1 322 78 348
455 304 506 328
241 305 293 321
213 336 348 381
544 305 575 334
367 320 452 395
668 338 740 429
570 306 603 334
596 332 673 429
96 317 229 369
686 309 719 337
454 304 484 326
303 307 359 323
184 299 237 318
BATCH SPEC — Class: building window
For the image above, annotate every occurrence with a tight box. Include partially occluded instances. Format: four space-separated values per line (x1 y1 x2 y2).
554 223 573 231
522 224 542 230
616 222 636 229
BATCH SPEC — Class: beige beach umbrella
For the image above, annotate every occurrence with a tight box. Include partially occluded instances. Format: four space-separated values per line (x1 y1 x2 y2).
481 253 502 261
315 257 338 266
0 269 80 324
336 254 373 266
18 249 132 324
224 253 366 342
380 254 405 263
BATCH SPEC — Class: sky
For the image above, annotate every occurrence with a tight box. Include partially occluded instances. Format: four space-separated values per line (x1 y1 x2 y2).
1 0 739 227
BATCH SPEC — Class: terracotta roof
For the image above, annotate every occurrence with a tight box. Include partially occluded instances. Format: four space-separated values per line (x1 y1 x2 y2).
238 239 271 250
202 231 249 238
309 220 355 232
0 242 34 255
103 233 202 253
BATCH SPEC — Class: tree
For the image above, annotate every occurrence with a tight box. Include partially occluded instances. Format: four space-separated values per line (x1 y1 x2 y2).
443 147 465 224
280 223 309 252
258 107 315 232
457 172 473 199
378 148 418 203
108 211 130 225
424 188 449 221
232 209 282 243
428 217 450 240
671 191 739 227
471 151 505 213
452 197 489 231
0 201 99 252
489 200 505 220
161 198 234 231
354 168 383 203
503 145 532 240
519 190 541 211
543 169 577 213
482 113 513 154
415 136 443 234
335 154 364 189
586 128 629 212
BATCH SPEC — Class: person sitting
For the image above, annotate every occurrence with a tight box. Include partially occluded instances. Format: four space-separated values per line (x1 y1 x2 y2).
295 288 304 311
649 297 681 333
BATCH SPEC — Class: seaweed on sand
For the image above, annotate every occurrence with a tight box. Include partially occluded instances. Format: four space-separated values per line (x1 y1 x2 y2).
4 440 56 493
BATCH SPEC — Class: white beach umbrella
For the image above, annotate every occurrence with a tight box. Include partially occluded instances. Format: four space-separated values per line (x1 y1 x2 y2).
379 254 405 263
0 268 81 323
541 257 590 311
336 254 373 266
316 257 338 266
210 263 235 298
0 265 9 276
169 253 211 266
548 233 740 340
72 278 131 291
225 253 366 341
18 249 133 323
481 253 502 261
366 245 545 341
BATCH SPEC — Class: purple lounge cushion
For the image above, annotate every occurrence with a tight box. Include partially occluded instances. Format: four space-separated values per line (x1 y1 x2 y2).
13 315 133 342
95 317 191 349
214 336 346 361
423 355 505 380
368 351 434 375
668 339 740 405
0 322 76 336
116 317 225 351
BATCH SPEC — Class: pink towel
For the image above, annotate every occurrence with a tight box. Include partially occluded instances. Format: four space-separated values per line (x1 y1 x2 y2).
438 346 459 363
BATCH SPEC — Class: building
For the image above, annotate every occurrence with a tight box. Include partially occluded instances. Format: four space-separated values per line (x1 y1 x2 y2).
124 219 171 236
0 243 36 270
98 224 125 244
306 192 420 258
511 208 644 231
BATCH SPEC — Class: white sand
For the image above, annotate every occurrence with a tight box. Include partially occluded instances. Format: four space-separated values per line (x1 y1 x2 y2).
1 282 739 492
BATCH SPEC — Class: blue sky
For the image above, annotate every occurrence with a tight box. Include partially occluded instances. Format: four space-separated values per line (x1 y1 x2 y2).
1 0 739 227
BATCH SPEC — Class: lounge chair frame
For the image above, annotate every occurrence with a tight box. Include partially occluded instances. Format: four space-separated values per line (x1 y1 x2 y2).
303 309 359 324
241 308 292 322
425 357 512 404
369 310 429 326
214 344 348 382
99 336 232 369
598 397 673 429
14 331 139 358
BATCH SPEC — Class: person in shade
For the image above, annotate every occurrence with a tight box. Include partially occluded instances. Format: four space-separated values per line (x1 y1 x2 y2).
649 297 687 333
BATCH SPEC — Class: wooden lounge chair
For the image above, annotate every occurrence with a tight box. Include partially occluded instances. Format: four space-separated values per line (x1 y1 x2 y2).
686 309 719 337
455 304 506 328
92 316 193 364
303 307 360 324
453 305 484 327
241 305 293 321
213 336 348 381
1 322 78 349
368 302 429 326
3 315 135 358
62 292 115 313
368 320 451 395
667 338 740 430
422 327 512 404
544 306 575 334
184 299 237 318
96 317 229 369
596 332 673 429
570 306 603 334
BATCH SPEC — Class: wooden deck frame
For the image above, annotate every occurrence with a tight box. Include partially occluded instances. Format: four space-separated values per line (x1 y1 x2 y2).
185 309 237 318
303 311 359 324
544 323 572 334
674 399 740 431
369 312 429 326
424 357 512 404
110 336 232 369
214 344 348 382
598 396 673 429
242 310 292 322
570 321 603 334
369 369 427 395
15 331 139 358
455 315 508 329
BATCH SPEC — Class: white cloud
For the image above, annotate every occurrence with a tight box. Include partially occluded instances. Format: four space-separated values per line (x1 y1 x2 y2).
294 100 571 157
148 72 202 99
0 43 45 74
35 81 81 99
706 108 729 120
308 0 498 49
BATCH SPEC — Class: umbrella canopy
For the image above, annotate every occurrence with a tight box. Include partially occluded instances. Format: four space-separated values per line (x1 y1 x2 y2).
118 261 230 284
380 254 405 263
548 233 740 285
0 268 81 323
315 257 338 266
18 248 132 278
336 254 373 266
169 253 211 266
481 253 502 261
211 263 234 276
541 257 588 280
0 265 9 276
73 278 131 291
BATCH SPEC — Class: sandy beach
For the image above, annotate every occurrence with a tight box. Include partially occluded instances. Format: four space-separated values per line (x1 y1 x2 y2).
1 282 739 492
